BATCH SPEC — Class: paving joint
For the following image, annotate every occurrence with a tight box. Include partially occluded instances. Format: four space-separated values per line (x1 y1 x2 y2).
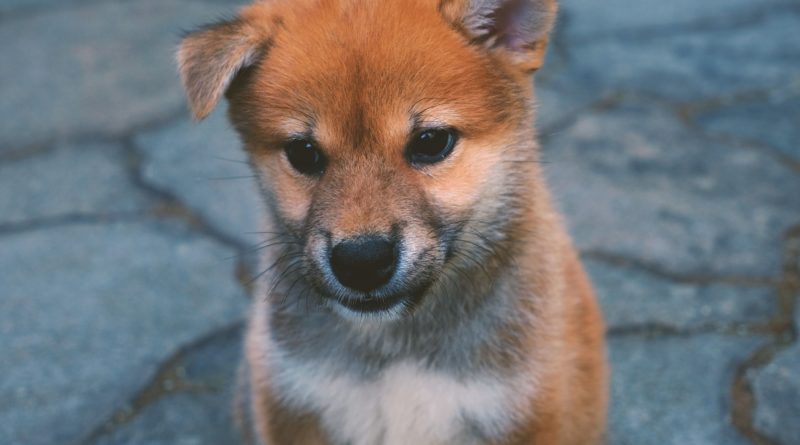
0 105 189 164
0 212 154 237
120 135 253 253
582 249 777 288
674 83 800 174
121 133 258 303
730 224 800 444
608 322 781 339
77 321 245 445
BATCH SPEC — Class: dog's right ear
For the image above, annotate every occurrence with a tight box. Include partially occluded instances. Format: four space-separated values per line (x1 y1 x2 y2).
440 0 558 72
177 7 276 120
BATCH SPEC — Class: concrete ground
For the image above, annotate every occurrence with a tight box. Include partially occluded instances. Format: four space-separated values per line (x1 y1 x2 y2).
1 0 798 444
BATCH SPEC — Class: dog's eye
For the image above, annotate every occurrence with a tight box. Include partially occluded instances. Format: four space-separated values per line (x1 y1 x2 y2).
406 128 457 165
284 139 326 176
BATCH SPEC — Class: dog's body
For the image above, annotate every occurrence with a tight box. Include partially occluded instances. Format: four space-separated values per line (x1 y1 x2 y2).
179 1 607 444
240 239 606 445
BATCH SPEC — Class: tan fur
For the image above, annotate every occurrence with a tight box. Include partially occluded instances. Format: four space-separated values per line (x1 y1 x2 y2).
180 0 607 444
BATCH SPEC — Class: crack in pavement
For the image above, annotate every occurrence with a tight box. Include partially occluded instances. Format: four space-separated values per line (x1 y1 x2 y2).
582 249 777 288
730 224 800 444
675 82 800 174
121 136 253 254
608 321 783 339
76 321 245 445
121 134 259 299
0 212 158 236
0 105 189 165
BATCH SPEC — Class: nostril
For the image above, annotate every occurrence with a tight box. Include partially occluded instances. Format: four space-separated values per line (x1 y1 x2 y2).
330 236 397 292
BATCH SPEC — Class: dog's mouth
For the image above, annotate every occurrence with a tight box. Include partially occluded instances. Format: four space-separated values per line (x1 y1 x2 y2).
335 292 410 314
324 278 432 317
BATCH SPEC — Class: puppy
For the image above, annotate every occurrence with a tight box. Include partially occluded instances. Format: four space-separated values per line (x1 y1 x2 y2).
178 0 607 444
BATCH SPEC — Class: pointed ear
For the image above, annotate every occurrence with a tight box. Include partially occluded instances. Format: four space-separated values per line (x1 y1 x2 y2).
440 0 558 72
177 8 276 120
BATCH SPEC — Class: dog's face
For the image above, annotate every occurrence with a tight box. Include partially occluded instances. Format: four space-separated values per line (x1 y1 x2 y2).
179 0 556 319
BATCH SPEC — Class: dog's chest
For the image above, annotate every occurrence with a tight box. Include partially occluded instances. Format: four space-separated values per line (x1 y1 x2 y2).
276 360 522 445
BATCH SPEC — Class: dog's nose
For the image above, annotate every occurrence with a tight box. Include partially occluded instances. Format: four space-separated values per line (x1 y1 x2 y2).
330 236 397 292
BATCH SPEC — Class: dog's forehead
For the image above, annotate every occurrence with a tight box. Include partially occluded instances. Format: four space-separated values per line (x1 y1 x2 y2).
248 0 513 148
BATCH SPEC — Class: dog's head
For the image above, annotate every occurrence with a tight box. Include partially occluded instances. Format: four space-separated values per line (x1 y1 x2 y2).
178 0 557 319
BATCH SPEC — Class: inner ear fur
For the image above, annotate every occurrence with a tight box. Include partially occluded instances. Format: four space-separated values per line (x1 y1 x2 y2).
177 5 277 120
440 0 558 72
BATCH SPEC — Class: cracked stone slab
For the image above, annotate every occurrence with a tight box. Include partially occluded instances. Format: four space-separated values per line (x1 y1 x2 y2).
586 260 775 330
0 0 248 152
135 108 265 248
560 8 800 101
748 303 800 444
544 103 800 276
92 326 246 445
608 333 767 445
561 0 790 40
0 142 152 227
0 222 247 445
695 86 800 164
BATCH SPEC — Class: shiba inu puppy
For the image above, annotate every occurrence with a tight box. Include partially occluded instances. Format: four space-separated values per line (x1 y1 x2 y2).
178 0 607 443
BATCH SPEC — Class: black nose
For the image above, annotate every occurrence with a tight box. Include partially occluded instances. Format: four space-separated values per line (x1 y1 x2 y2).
330 236 397 292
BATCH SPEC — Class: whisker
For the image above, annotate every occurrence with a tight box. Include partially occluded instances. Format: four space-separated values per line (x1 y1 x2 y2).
223 240 298 261
211 155 250 165
247 251 304 286
267 260 305 297
205 175 258 181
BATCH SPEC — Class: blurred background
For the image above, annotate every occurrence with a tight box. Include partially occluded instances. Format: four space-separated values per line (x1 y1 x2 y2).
1 0 798 444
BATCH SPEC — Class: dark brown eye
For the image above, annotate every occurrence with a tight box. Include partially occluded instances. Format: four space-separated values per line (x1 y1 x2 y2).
406 128 457 165
284 139 326 176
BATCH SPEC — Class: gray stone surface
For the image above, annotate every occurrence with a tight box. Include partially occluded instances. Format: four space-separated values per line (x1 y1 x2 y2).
696 87 800 163
749 304 800 444
92 327 246 445
0 222 247 445
751 341 800 444
0 142 152 227
587 260 775 330
0 0 59 16
544 103 800 276
561 0 789 39
533 80 597 134
0 0 248 17
0 0 95 16
560 9 800 101
0 0 248 152
135 109 265 248
608 333 767 445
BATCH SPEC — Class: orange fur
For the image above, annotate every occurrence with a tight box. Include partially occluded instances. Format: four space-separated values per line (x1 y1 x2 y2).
179 0 607 444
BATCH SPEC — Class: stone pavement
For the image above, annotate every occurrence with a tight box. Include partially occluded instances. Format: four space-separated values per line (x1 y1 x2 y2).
0 0 798 444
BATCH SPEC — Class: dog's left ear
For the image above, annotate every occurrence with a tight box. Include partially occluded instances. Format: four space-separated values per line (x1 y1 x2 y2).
177 6 277 120
440 0 558 72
